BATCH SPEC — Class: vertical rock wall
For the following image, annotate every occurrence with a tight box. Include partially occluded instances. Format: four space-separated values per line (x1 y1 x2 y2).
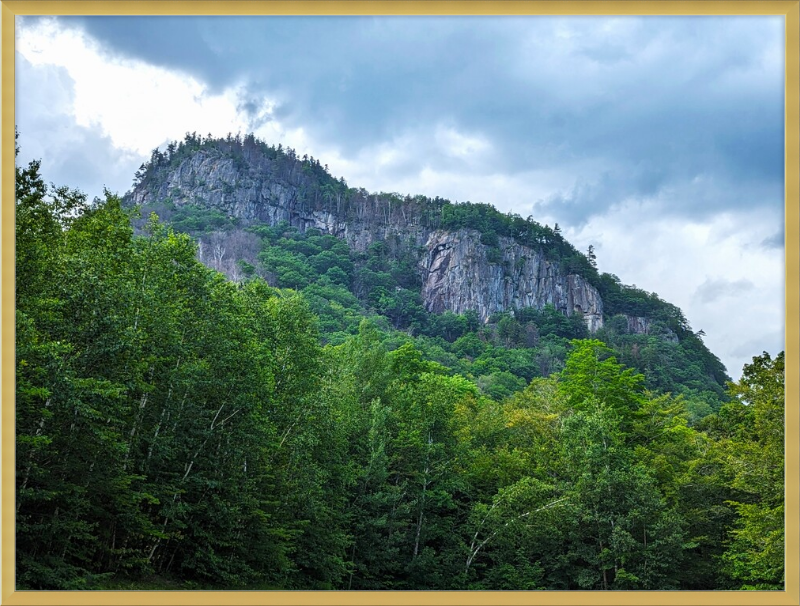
420 230 603 329
129 149 606 331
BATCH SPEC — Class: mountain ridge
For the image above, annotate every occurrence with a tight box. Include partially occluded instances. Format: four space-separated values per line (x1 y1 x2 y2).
123 132 730 403
124 132 692 341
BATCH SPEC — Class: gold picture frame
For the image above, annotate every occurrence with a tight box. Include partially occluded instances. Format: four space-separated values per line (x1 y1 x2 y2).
3 2 798 605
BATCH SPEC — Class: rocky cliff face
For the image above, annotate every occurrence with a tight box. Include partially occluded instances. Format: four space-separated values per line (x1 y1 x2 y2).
128 144 605 330
421 230 603 329
129 149 433 252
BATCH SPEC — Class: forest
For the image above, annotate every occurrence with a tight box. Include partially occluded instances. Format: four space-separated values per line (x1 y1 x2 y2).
15 142 785 591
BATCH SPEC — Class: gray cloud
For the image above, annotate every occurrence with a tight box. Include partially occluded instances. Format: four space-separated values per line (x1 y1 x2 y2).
694 277 756 304
730 328 785 361
30 15 783 227
761 230 784 249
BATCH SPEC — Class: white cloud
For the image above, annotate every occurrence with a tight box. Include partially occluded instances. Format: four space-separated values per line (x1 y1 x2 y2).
567 202 784 378
434 124 492 160
17 18 265 157
15 52 143 197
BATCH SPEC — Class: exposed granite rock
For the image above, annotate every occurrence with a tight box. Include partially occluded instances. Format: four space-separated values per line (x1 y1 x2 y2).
128 149 434 253
128 146 610 331
420 230 603 329
624 315 679 343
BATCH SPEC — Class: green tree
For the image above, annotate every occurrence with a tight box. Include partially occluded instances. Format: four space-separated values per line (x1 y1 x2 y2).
720 352 785 589
559 339 645 421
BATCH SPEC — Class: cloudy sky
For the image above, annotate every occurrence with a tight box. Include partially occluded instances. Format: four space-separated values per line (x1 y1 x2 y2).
15 15 785 379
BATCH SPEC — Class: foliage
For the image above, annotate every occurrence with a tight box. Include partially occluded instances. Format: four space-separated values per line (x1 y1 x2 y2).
719 352 785 589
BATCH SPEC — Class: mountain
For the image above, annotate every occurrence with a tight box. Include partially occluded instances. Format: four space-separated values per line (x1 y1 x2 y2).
126 134 606 325
123 132 729 402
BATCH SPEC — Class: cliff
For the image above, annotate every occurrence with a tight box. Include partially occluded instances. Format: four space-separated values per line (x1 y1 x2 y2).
422 230 603 328
125 136 612 332
622 315 679 343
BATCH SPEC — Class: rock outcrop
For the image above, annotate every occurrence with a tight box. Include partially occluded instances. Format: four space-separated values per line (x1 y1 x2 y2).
421 230 603 329
127 144 607 332
623 315 679 343
129 149 433 253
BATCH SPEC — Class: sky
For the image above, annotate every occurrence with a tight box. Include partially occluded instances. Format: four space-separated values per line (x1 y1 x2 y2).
15 14 786 379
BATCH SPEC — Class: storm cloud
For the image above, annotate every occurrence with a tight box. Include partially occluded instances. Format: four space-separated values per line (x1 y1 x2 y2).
23 15 783 225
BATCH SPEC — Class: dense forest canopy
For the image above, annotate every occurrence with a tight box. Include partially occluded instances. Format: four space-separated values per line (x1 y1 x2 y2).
15 137 785 591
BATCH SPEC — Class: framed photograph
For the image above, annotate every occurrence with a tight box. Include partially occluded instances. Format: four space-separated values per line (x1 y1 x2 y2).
4 2 798 605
